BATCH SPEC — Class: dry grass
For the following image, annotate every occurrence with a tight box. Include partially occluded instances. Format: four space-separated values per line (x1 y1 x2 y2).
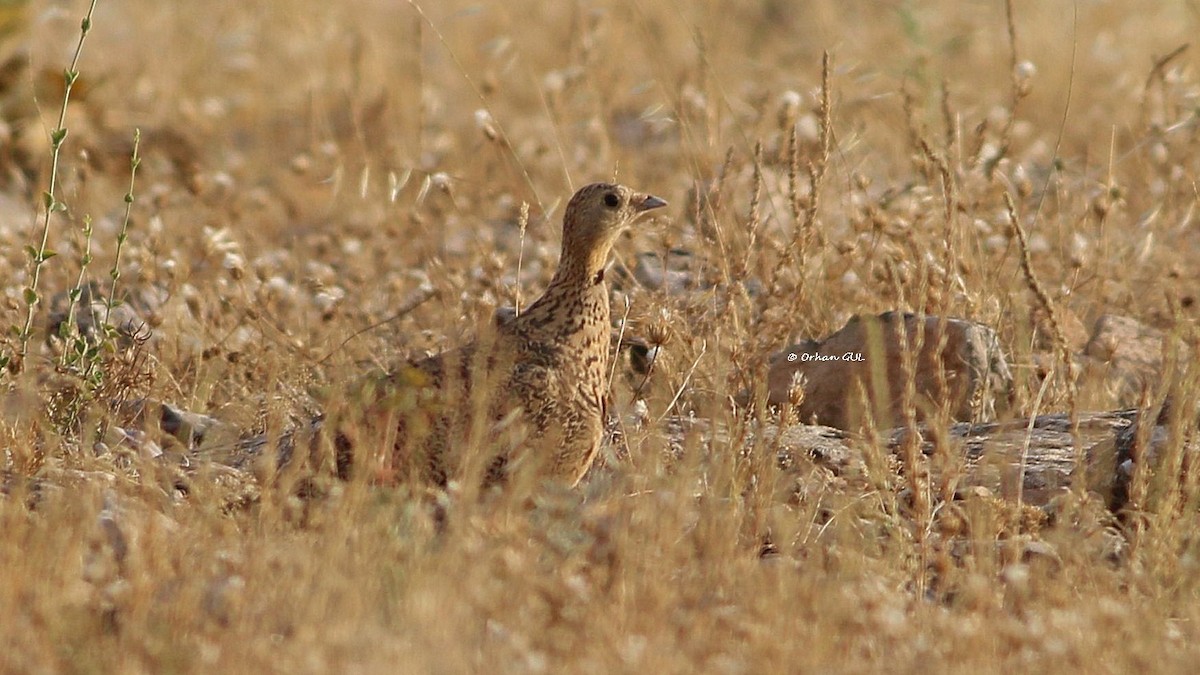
2 0 1200 671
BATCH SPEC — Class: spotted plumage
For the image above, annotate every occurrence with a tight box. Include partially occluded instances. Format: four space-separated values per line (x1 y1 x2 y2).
342 182 667 487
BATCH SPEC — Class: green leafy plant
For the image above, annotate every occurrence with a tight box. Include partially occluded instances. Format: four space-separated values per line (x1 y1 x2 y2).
7 0 98 374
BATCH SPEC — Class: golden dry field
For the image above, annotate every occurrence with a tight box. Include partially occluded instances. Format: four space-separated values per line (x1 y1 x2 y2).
2 0 1200 672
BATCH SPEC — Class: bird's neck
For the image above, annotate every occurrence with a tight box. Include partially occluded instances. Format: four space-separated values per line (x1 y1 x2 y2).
548 243 610 288
518 246 612 339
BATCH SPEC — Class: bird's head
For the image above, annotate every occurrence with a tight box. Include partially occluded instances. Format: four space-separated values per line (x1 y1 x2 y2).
560 182 667 275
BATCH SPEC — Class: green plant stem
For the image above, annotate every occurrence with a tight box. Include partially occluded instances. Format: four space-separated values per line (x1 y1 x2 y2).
58 215 94 370
14 0 100 370
83 129 141 384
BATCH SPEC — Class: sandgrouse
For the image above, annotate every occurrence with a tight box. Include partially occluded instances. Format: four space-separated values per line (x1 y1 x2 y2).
339 182 667 487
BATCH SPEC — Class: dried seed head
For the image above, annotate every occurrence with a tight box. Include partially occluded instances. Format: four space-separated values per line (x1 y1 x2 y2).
776 90 803 129
1013 164 1032 198
290 153 311 174
1150 142 1169 165
430 172 452 194
1014 60 1036 97
787 371 807 409
222 252 245 280
648 313 671 347
474 109 499 142
543 70 565 94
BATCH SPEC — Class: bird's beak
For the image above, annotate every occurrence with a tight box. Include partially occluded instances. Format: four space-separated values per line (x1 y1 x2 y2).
634 193 668 213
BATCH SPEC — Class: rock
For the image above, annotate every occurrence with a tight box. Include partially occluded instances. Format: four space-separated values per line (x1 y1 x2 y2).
616 249 709 294
96 426 164 460
143 394 1188 516
0 190 31 239
889 403 1200 513
653 414 857 477
121 398 230 449
892 409 1138 507
653 408 1151 509
765 312 1013 430
1083 314 1168 401
758 422 857 473
1106 399 1200 513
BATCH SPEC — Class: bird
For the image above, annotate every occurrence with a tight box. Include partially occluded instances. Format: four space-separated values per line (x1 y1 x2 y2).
334 182 668 488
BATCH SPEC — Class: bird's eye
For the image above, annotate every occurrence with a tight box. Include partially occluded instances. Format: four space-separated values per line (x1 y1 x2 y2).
603 192 620 208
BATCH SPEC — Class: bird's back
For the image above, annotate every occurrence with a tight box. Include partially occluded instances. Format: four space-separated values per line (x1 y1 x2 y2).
369 294 610 487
